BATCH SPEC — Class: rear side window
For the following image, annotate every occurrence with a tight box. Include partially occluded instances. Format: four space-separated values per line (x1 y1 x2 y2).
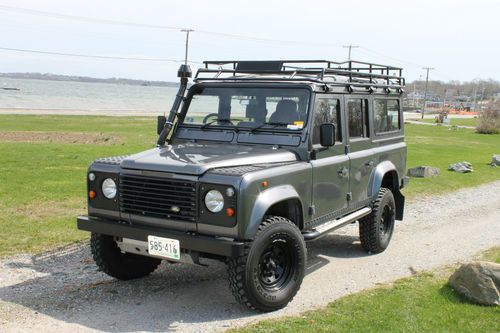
312 98 341 145
347 99 369 138
374 99 400 134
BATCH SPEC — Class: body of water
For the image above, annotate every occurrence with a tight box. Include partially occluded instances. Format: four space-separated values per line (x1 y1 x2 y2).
0 77 179 112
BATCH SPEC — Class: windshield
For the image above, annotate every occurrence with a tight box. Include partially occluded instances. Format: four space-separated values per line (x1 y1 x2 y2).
181 87 310 131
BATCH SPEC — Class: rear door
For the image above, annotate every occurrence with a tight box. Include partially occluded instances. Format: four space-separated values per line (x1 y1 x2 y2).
310 95 349 218
345 97 374 204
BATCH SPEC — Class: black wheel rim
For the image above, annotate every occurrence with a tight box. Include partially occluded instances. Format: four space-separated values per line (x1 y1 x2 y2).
258 239 296 292
379 204 395 238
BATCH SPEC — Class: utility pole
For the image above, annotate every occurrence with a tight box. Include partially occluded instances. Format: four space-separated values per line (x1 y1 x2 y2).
421 67 435 119
180 29 194 65
413 81 416 107
472 82 478 112
478 85 485 112
343 44 359 60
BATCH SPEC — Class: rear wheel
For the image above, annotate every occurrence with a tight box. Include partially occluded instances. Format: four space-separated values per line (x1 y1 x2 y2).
359 187 396 253
91 233 161 280
227 216 306 312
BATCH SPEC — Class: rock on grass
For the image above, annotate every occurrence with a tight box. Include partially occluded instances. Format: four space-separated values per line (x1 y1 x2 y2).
448 161 473 173
449 261 500 306
407 166 440 178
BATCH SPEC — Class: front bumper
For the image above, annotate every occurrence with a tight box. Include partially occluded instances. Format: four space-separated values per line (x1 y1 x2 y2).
77 216 244 258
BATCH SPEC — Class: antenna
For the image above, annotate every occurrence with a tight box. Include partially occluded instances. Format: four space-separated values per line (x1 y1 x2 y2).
180 29 194 65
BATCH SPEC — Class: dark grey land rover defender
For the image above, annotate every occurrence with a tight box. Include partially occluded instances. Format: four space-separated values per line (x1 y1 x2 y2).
78 60 408 312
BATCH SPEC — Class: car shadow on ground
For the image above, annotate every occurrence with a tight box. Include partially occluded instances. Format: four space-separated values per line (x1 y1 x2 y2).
0 229 368 332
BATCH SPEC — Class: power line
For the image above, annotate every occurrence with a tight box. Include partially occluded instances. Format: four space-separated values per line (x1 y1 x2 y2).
359 47 424 68
196 30 342 47
0 4 184 30
0 4 454 78
0 4 342 48
0 46 202 64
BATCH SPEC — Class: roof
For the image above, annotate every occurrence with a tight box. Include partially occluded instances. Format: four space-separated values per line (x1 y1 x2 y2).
194 60 405 92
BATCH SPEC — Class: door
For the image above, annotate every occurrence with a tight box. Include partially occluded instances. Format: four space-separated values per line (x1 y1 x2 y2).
310 96 349 219
345 97 374 204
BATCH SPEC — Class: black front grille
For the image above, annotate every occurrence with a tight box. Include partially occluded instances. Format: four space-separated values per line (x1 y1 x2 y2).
119 174 197 222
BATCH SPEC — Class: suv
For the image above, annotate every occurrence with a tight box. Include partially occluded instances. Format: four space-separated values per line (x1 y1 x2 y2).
77 60 408 312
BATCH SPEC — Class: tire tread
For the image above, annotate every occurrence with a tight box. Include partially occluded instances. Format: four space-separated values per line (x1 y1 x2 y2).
227 216 304 312
359 188 394 254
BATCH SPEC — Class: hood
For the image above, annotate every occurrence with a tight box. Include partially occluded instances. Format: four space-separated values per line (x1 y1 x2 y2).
120 142 298 175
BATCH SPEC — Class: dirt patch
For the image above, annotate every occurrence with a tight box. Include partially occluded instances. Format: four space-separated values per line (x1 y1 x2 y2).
0 131 122 145
9 199 86 221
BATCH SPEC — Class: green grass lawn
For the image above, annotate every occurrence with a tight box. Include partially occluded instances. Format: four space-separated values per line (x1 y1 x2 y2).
404 124 499 199
232 247 500 333
0 115 156 256
0 115 499 255
414 117 478 127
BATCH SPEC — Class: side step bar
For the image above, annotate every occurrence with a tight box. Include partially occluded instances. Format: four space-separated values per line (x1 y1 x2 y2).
302 207 372 241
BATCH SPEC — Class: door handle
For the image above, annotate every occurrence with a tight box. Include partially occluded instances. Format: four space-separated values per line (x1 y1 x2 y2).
365 160 374 167
337 167 348 178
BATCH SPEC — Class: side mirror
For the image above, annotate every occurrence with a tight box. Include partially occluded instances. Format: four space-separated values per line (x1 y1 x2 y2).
157 116 166 135
319 123 336 147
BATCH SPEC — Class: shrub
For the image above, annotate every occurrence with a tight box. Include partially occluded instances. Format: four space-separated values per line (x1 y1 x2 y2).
476 101 500 134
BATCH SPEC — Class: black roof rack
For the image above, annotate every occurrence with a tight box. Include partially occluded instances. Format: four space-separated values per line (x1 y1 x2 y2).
194 60 405 88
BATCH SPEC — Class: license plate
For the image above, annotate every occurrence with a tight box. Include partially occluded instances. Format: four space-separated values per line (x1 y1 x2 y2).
147 235 180 261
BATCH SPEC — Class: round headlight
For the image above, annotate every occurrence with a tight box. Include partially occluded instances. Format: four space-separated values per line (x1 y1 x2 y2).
204 190 224 213
102 178 117 199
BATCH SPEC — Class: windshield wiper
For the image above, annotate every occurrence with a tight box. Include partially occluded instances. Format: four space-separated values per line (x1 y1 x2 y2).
200 118 241 131
250 122 289 133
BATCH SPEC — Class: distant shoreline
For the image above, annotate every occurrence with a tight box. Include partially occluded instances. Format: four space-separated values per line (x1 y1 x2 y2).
0 73 179 87
0 108 163 117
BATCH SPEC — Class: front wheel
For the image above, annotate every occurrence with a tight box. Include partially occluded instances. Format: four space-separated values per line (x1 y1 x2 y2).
359 187 396 254
227 216 306 312
91 233 161 280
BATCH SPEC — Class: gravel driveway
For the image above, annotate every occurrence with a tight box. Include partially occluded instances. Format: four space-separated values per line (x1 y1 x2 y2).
1 182 499 333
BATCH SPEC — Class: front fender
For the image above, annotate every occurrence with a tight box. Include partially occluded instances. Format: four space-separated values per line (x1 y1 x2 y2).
368 160 398 198
243 185 301 239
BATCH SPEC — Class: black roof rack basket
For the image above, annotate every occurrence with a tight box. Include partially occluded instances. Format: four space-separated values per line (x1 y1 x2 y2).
195 60 405 88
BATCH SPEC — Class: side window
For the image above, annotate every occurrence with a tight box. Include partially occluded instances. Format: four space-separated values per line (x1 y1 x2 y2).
374 99 400 134
347 98 369 138
312 98 341 145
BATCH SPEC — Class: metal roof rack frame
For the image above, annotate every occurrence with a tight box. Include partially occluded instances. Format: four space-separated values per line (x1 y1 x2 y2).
194 60 405 89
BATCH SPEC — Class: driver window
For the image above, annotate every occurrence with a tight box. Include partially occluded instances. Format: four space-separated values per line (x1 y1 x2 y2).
183 94 220 123
312 98 341 145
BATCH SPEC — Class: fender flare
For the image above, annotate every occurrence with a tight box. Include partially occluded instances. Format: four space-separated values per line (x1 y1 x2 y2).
244 185 302 239
368 160 399 198
368 160 405 220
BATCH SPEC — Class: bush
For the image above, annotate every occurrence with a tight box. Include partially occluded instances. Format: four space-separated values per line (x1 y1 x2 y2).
476 101 500 134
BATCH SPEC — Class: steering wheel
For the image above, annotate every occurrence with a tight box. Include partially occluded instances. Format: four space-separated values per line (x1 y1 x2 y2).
202 113 219 124
202 113 235 125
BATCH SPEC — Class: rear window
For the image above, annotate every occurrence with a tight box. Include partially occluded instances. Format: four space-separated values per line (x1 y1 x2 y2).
347 98 369 138
374 99 400 134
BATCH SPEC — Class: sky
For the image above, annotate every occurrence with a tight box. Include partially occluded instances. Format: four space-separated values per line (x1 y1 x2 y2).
0 0 498 82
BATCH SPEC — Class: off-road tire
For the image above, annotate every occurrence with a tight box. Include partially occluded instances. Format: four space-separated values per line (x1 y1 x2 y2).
227 216 306 312
91 233 161 280
359 187 396 254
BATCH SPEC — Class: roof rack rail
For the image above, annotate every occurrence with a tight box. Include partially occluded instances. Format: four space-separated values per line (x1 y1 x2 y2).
194 60 405 87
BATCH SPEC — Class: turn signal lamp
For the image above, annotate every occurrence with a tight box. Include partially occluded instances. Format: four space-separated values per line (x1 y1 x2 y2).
88 190 96 199
226 207 235 217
